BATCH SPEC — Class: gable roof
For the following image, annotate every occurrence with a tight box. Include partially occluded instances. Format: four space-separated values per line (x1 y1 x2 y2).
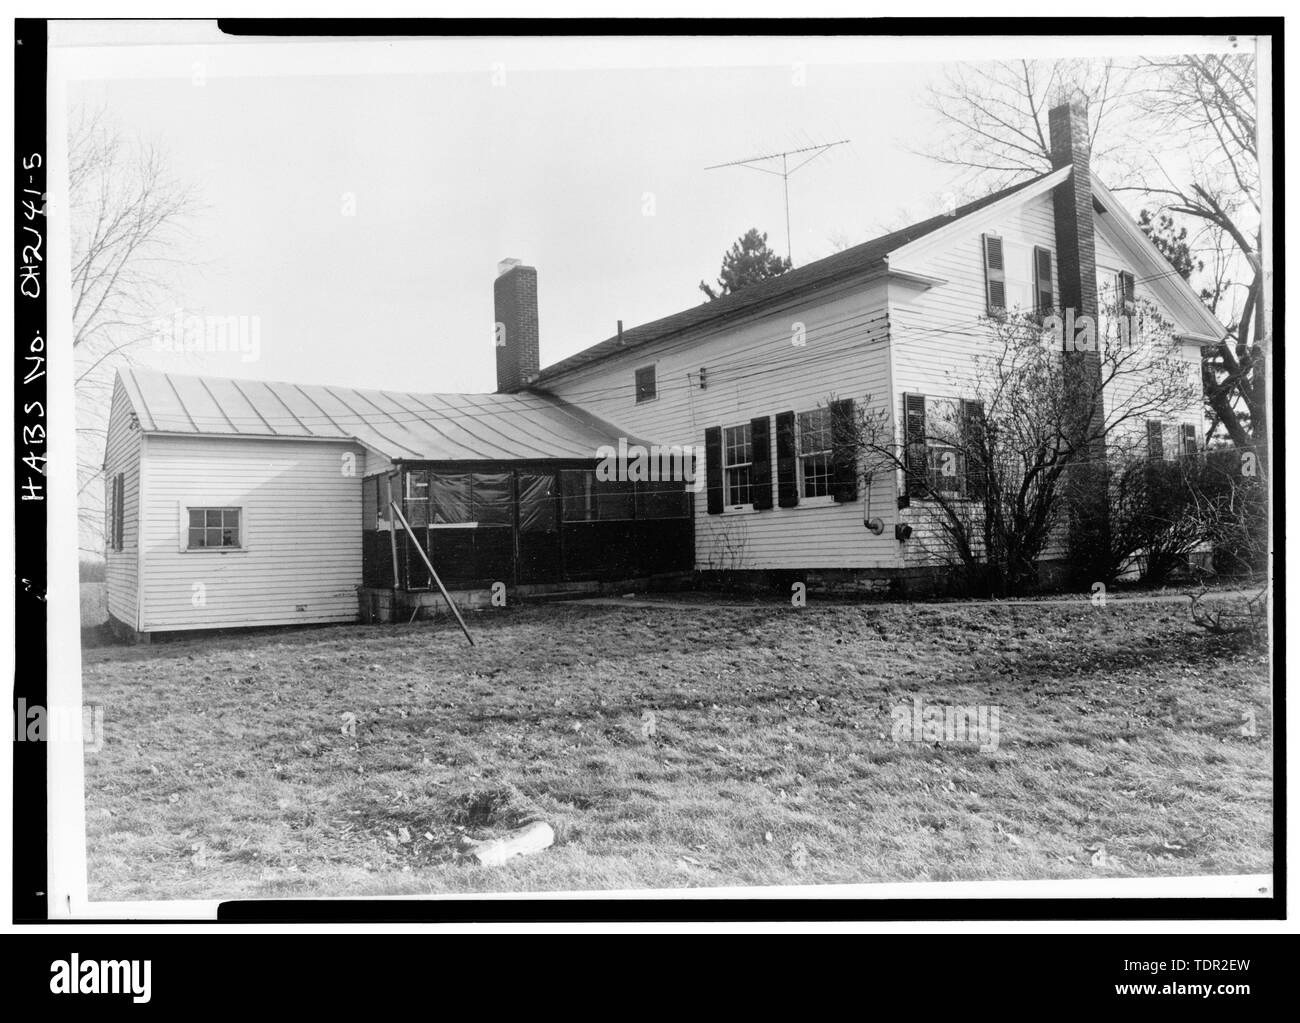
535 169 1057 383
118 366 642 462
1088 172 1226 343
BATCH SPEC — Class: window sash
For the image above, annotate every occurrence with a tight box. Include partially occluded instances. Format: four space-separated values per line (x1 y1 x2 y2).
927 446 965 494
635 366 656 403
723 424 754 505
796 409 833 498
187 507 241 549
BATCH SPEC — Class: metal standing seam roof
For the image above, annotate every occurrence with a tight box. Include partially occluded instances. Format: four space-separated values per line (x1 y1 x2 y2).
118 366 648 462
534 170 1056 383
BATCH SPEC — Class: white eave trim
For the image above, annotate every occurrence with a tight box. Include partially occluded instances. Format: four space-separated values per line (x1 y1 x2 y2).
885 266 948 288
1090 173 1228 341
141 429 390 462
1175 331 1227 346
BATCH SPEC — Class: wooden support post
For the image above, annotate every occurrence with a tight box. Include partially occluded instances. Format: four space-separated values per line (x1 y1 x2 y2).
390 501 475 647
386 474 400 591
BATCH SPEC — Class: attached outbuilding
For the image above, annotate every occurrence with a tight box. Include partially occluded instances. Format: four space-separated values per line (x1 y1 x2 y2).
101 366 692 637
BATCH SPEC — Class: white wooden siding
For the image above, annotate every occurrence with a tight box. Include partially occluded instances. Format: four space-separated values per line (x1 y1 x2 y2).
140 436 366 631
545 277 903 570
884 189 1059 565
1094 219 1207 458
882 188 1208 569
103 377 142 627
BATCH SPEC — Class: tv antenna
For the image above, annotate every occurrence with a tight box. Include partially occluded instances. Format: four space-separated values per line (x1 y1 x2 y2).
705 139 850 264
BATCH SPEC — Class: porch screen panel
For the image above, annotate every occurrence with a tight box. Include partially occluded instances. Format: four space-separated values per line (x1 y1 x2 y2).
429 473 472 523
405 470 430 527
471 473 514 525
518 473 558 532
518 472 560 583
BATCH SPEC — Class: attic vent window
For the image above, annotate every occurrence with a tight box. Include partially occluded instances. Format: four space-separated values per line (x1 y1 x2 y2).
635 365 657 403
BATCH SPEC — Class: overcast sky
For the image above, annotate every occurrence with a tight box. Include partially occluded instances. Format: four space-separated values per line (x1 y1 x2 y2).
59 31 1229 394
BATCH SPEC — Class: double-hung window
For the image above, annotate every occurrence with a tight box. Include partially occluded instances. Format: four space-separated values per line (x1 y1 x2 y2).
796 409 833 499
723 424 754 507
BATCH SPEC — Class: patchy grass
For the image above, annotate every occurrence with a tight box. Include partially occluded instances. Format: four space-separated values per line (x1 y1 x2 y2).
80 581 108 628
81 594 1272 900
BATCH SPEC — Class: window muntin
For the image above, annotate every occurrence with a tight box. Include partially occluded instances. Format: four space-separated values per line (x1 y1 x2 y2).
187 507 241 549
796 409 833 499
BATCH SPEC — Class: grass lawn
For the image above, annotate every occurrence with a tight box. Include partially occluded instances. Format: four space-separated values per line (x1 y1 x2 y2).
81 593 1272 900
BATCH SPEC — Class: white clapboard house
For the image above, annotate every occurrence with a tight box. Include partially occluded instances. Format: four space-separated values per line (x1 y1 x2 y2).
102 99 1224 636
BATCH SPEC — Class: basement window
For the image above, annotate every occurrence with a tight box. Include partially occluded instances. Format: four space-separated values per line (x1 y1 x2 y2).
187 508 242 550
634 365 657 403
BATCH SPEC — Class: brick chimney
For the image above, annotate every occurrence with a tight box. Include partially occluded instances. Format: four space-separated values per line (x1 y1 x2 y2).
1048 96 1098 321
1048 96 1109 581
494 260 540 393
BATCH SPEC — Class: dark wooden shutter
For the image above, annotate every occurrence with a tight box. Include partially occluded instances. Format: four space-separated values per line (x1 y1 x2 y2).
704 426 723 515
1118 270 1136 316
107 475 116 552
775 411 798 508
1033 246 1054 314
750 415 773 510
983 234 1006 314
113 473 125 551
1181 422 1198 458
1146 420 1164 461
904 393 928 498
829 398 857 503
960 399 986 500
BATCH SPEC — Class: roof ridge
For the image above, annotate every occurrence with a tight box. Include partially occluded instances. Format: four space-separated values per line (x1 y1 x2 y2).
533 169 1056 382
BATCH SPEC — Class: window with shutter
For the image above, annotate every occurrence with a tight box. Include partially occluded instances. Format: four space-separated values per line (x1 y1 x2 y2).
1118 270 1136 316
983 234 1006 315
1181 423 1199 458
903 393 927 499
1033 246 1054 314
1146 420 1165 461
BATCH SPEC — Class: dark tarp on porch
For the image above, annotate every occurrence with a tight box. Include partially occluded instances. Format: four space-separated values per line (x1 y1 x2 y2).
362 463 693 590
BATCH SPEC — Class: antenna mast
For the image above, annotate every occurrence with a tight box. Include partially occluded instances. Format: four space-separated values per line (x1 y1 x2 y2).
705 139 849 264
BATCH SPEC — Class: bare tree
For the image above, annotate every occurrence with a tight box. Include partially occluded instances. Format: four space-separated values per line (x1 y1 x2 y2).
1124 54 1265 462
920 54 1265 466
70 106 196 556
922 58 1136 195
840 300 1198 596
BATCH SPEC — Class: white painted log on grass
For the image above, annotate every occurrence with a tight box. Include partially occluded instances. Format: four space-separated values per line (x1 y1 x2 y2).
459 822 555 866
